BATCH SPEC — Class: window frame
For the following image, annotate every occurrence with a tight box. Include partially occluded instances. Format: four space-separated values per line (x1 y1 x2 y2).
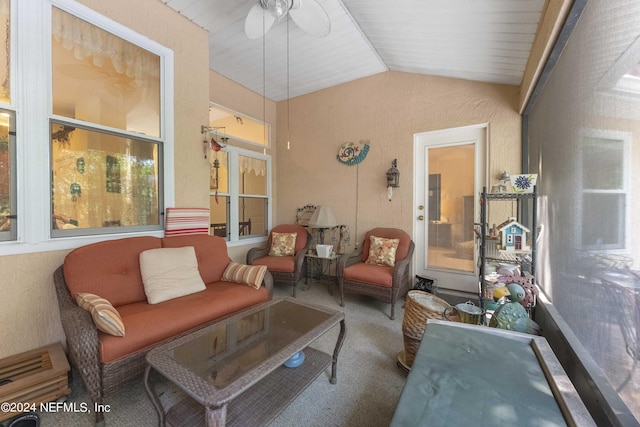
49 118 165 238
211 146 271 247
578 128 630 252
0 109 16 242
0 0 174 256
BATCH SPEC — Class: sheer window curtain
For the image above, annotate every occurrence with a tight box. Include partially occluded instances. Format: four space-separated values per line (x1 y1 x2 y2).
51 7 158 88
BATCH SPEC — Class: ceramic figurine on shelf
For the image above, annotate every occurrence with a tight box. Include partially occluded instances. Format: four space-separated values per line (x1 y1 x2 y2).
489 283 540 334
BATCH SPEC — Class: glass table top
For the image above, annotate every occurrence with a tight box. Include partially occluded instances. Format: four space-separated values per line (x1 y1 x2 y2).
166 299 336 389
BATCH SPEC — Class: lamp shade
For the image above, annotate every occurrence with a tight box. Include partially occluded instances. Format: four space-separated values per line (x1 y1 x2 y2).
308 205 338 228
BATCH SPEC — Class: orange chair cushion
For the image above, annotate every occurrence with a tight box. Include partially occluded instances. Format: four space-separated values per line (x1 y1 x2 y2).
343 262 394 287
362 228 411 263
251 255 295 273
98 281 269 363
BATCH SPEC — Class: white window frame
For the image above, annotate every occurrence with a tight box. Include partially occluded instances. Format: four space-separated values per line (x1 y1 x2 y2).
215 145 271 247
0 0 174 256
578 128 630 252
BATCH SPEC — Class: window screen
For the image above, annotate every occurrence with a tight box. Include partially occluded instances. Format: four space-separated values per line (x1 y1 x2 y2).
526 1 639 422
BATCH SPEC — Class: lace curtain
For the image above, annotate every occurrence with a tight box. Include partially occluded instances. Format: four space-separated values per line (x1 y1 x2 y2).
51 7 158 88
240 156 266 176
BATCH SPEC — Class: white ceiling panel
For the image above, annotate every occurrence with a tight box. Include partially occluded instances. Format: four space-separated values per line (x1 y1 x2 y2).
160 0 546 101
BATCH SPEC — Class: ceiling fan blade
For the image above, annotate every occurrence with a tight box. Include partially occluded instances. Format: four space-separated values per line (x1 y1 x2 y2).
289 0 331 37
244 3 277 39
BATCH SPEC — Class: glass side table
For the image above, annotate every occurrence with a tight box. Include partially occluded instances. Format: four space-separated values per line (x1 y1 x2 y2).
304 253 339 295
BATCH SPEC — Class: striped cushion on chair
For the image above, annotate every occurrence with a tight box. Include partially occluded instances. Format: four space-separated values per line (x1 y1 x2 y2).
164 208 210 236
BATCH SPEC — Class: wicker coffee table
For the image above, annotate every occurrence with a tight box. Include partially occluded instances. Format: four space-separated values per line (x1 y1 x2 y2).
144 298 346 427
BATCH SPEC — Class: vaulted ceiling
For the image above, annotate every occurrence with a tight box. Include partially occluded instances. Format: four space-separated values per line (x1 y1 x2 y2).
160 0 548 102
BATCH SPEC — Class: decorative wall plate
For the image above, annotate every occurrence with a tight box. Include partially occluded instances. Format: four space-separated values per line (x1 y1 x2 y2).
337 141 369 165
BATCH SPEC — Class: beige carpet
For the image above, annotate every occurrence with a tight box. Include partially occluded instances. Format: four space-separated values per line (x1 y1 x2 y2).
37 279 413 427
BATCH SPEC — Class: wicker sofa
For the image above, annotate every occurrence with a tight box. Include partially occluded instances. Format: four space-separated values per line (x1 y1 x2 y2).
53 234 273 425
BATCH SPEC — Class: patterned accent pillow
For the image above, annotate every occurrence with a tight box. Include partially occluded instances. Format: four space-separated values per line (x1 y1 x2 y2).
268 232 297 256
76 293 125 337
222 262 268 290
365 235 400 267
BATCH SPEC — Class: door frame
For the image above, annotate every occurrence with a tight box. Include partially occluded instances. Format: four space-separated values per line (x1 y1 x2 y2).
412 123 489 295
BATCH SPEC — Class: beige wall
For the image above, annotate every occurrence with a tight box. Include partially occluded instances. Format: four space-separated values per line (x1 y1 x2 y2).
0 0 209 358
275 71 521 250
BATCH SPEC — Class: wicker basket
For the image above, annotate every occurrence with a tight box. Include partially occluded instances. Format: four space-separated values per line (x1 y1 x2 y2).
402 290 451 367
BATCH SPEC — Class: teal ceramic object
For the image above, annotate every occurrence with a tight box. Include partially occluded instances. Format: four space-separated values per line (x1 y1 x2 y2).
283 351 305 368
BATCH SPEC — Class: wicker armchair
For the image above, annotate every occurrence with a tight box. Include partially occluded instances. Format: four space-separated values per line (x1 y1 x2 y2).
247 224 311 297
337 228 414 320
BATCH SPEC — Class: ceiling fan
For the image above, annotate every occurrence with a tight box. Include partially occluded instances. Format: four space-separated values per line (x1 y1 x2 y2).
244 0 331 39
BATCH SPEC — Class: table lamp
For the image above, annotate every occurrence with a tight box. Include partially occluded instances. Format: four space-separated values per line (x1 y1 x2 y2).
308 205 338 245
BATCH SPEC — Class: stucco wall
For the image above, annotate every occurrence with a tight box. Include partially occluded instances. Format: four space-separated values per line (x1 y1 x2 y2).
0 0 209 358
275 71 521 250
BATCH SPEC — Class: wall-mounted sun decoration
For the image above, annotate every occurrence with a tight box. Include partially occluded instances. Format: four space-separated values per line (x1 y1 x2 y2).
337 141 370 166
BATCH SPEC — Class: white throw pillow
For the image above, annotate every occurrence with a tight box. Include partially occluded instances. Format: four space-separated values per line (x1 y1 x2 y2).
139 246 206 304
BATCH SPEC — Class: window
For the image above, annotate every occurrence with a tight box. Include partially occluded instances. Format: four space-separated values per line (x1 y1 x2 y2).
207 105 271 243
209 147 271 242
50 7 163 237
0 1 173 256
0 109 14 241
50 124 160 236
580 132 629 250
525 1 639 421
208 105 269 148
0 0 14 242
238 154 268 238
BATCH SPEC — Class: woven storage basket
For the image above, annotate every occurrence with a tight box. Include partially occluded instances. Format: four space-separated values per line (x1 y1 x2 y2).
402 290 451 367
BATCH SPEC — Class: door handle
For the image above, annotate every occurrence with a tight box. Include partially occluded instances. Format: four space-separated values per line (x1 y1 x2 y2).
417 215 424 221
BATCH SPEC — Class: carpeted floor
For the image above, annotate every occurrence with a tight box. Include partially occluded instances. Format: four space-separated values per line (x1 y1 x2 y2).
35 278 415 427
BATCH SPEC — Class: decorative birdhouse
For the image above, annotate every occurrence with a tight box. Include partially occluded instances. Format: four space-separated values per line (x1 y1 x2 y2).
497 217 530 252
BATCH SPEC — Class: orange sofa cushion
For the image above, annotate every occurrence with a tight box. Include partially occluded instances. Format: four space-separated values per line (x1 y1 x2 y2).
64 236 162 307
343 262 394 287
250 255 295 272
99 281 269 363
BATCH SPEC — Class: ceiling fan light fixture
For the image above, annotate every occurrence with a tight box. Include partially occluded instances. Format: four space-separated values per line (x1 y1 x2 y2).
263 0 291 21
247 0 330 39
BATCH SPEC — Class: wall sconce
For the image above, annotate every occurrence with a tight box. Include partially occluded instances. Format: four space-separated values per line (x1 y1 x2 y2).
386 159 400 201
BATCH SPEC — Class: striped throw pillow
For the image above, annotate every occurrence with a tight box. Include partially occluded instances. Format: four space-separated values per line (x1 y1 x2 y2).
164 207 210 236
76 293 125 337
222 262 268 290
